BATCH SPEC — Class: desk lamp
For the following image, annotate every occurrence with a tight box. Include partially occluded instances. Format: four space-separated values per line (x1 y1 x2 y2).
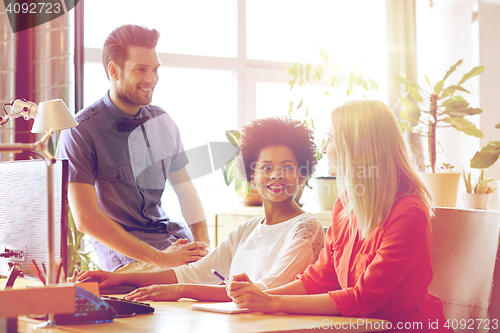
0 98 77 327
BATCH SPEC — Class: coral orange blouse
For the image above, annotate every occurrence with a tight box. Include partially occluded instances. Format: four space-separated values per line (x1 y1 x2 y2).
297 195 452 332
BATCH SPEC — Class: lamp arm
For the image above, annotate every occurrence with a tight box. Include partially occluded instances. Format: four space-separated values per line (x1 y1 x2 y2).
0 128 54 154
1 101 13 125
0 99 38 126
36 129 56 163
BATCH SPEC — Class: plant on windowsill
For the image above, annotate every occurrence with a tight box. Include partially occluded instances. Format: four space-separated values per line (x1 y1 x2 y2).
223 130 262 206
462 169 496 210
287 47 379 163
286 47 378 210
470 123 500 169
394 59 485 207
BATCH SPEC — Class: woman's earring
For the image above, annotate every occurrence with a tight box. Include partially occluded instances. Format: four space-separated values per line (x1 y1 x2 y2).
299 178 305 187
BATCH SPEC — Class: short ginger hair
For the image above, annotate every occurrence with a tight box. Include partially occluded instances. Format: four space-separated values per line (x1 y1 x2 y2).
102 24 160 79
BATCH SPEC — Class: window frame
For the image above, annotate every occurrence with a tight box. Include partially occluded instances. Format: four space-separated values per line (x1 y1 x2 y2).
83 0 296 131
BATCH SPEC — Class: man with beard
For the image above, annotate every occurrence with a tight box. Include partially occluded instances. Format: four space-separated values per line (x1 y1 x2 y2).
57 25 209 273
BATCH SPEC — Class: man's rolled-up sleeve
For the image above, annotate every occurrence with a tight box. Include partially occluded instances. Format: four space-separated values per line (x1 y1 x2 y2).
56 126 96 185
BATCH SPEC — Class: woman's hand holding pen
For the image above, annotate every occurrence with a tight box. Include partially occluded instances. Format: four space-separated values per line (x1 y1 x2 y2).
226 273 276 313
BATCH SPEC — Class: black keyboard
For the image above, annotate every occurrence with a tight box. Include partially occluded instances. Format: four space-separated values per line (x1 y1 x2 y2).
99 284 137 295
32 287 119 325
100 296 155 316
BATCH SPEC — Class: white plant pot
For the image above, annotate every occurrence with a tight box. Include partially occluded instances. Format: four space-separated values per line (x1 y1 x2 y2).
462 193 492 210
313 177 338 211
419 172 461 208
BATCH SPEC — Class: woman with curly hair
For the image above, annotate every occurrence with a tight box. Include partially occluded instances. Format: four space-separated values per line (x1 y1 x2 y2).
228 100 451 332
77 116 325 302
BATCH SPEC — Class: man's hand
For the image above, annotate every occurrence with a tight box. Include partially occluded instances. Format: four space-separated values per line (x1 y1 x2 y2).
156 239 208 269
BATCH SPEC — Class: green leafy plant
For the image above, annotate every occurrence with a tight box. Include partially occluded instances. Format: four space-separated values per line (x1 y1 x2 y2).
66 206 100 277
395 60 484 173
471 123 500 169
438 163 455 172
462 169 495 194
222 130 251 195
287 47 378 161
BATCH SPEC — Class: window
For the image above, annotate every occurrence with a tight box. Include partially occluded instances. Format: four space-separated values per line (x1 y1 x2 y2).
84 0 237 57
247 0 386 65
83 0 388 217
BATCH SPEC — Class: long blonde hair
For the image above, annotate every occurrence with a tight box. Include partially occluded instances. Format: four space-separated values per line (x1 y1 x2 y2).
331 100 432 238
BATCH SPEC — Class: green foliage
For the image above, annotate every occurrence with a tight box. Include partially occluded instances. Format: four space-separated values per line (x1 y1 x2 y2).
462 169 495 194
471 123 500 169
439 163 455 172
424 163 455 172
287 47 378 161
395 60 484 173
67 208 100 277
225 129 240 149
222 130 251 195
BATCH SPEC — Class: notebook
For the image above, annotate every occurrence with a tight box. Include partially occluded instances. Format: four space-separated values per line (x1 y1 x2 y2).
191 302 252 314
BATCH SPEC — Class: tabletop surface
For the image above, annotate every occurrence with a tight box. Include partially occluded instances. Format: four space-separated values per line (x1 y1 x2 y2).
4 279 386 333
16 298 387 333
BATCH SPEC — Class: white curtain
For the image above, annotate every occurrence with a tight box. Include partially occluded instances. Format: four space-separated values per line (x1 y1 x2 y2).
385 0 424 169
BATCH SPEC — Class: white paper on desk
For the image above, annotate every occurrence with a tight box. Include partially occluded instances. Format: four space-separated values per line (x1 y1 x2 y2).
191 302 252 314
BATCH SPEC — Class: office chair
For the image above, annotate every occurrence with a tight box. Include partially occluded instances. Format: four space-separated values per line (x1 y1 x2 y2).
429 207 500 333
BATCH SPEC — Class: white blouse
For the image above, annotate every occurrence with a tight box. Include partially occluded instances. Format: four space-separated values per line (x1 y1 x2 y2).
172 212 324 289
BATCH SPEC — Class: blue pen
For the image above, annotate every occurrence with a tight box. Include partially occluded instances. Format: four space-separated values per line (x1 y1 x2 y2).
211 269 229 285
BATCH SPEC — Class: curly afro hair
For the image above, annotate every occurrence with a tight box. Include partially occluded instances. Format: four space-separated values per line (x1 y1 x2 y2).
236 116 317 182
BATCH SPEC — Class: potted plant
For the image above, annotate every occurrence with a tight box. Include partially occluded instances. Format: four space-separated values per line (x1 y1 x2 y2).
470 123 500 169
223 130 262 206
462 169 495 209
287 47 378 210
470 123 500 210
394 59 484 207
67 208 100 277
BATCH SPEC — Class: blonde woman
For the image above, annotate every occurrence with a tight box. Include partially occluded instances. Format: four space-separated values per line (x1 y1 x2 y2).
228 100 452 332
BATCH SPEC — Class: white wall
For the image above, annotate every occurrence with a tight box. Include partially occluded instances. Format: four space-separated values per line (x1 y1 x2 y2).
478 1 500 176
